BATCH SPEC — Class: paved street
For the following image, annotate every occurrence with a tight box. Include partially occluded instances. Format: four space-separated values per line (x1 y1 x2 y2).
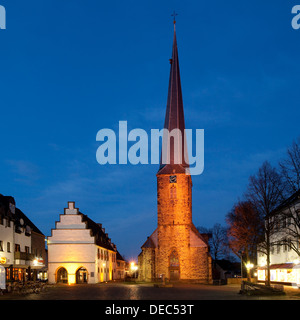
1 282 300 300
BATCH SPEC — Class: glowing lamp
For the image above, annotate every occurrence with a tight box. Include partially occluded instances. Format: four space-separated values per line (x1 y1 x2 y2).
246 263 254 270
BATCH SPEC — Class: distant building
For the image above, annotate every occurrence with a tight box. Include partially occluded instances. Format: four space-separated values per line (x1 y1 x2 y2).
0 194 47 282
257 190 300 285
115 251 126 280
213 259 241 280
47 201 125 284
138 22 212 283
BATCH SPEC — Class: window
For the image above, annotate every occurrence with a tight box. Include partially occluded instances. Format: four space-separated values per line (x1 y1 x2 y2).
170 185 177 199
277 244 280 254
15 244 20 252
288 239 292 252
7 242 10 252
0 241 3 251
25 246 30 254
282 218 286 229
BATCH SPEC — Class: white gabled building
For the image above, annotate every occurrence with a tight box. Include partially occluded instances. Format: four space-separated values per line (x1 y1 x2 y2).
0 194 47 282
48 201 124 284
257 190 300 286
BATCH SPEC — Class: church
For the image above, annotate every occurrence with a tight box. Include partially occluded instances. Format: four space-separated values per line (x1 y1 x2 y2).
138 21 212 283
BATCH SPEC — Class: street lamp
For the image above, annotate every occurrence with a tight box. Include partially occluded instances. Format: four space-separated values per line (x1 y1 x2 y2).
246 262 254 282
246 263 254 270
130 262 138 279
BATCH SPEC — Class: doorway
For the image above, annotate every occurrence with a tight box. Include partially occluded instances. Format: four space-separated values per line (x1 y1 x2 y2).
169 249 180 281
76 267 88 284
56 267 68 283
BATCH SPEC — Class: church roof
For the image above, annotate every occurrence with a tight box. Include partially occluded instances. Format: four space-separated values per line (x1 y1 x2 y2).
158 23 189 175
141 229 158 249
141 236 156 249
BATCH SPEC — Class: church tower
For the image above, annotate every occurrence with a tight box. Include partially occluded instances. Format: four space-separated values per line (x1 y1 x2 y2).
138 20 212 283
156 21 193 280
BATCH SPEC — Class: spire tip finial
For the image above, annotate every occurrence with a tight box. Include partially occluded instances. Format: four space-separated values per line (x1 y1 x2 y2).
171 11 178 24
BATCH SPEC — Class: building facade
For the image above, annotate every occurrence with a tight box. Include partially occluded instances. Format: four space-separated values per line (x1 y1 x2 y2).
257 190 300 286
115 251 126 280
47 201 125 284
0 194 47 282
138 23 212 283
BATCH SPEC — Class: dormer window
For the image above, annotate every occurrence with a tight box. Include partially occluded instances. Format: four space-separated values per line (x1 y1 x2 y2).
25 225 31 236
9 203 15 214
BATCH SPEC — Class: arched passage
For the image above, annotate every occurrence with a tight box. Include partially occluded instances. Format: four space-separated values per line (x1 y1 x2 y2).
76 267 88 284
56 267 68 283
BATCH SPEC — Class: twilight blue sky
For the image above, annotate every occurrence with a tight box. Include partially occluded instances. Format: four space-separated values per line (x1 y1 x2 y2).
1 0 300 260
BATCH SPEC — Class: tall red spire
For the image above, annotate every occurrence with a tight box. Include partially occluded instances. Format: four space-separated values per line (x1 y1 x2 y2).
158 22 189 174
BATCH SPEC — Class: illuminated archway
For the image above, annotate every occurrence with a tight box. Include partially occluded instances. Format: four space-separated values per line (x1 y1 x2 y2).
76 267 88 284
56 267 68 283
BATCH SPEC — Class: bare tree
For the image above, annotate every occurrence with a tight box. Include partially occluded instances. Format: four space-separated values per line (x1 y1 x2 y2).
274 138 300 256
210 223 229 262
226 201 263 281
197 224 229 261
246 161 285 286
279 137 300 195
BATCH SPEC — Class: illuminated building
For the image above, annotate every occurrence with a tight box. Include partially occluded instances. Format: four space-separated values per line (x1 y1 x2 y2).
138 22 212 282
115 251 126 280
47 201 125 284
0 194 47 282
257 190 300 286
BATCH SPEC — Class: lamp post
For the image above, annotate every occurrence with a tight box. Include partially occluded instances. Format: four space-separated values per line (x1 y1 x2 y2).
238 250 243 279
246 262 254 282
130 262 138 280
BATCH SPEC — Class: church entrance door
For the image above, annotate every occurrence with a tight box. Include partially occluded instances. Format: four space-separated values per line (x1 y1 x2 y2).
169 249 180 281
170 269 180 280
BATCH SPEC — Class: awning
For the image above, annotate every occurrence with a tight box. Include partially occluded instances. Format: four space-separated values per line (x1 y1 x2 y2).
258 263 295 270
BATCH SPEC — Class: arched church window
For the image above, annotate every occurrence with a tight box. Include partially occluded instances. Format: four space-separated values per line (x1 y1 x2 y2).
170 185 177 199
169 249 179 267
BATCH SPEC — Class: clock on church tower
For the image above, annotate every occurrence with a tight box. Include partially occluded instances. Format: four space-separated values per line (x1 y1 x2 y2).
169 175 177 183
